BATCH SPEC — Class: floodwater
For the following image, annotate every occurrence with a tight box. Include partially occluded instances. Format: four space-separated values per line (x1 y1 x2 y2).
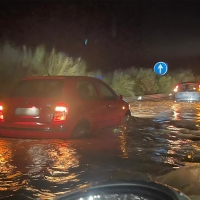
1 100 200 199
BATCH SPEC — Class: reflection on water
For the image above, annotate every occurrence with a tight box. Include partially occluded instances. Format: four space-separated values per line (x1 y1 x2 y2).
0 140 13 176
0 130 199 199
118 133 128 159
172 102 200 122
131 100 200 123
27 141 80 183
0 139 83 199
0 140 17 192
0 100 200 198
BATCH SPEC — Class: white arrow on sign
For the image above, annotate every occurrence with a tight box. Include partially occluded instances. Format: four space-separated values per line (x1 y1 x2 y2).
158 64 163 74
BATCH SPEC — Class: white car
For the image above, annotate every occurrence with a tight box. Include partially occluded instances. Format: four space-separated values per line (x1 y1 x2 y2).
173 81 200 102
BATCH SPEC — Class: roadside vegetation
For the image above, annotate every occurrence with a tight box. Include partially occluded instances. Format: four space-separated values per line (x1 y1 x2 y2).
0 43 199 97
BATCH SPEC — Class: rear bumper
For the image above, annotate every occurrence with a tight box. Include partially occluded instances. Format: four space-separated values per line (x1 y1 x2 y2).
0 122 71 139
174 92 200 102
174 97 200 102
174 99 200 102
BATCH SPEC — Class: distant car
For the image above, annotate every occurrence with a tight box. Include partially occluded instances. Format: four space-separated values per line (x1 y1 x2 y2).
0 76 130 139
173 81 200 102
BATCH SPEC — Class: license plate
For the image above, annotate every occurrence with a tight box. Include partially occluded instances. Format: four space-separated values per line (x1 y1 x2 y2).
15 108 40 116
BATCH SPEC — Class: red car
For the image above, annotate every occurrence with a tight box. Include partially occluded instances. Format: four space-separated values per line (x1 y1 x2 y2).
0 76 130 139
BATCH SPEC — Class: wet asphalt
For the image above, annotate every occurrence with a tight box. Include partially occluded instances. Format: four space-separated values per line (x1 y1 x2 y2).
0 99 200 199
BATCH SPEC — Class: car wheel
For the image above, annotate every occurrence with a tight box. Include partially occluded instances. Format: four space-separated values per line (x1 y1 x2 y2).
71 120 90 139
120 111 131 131
123 113 131 124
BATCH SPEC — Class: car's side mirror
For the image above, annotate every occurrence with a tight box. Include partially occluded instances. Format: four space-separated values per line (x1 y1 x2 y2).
118 94 123 100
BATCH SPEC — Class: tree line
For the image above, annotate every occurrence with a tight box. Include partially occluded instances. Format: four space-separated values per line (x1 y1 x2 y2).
0 43 199 98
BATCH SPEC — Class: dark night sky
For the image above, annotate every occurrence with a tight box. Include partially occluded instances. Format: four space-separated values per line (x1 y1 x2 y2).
0 0 200 73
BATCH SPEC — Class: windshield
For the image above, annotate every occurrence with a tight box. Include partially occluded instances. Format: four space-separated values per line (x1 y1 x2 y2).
9 79 63 98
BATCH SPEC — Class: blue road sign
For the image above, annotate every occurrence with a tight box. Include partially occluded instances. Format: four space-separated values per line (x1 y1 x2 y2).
154 62 168 75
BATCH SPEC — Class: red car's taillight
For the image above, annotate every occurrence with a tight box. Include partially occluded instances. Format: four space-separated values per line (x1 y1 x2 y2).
0 102 3 120
54 103 69 122
173 85 179 92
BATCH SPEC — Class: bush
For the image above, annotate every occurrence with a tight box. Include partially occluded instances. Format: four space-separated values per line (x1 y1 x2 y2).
171 69 195 83
47 49 87 76
22 46 88 76
0 43 22 76
195 75 200 82
0 43 88 95
109 70 135 97
0 42 199 97
22 45 46 75
156 75 174 94
131 68 158 95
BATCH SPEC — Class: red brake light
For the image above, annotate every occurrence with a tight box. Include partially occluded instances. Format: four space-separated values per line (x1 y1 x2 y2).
174 85 179 92
0 102 3 120
54 103 68 122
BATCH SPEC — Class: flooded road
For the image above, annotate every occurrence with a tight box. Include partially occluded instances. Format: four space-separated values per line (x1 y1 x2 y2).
1 100 200 199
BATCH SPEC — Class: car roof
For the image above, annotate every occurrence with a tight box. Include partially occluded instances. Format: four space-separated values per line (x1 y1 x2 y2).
22 75 100 81
179 81 199 84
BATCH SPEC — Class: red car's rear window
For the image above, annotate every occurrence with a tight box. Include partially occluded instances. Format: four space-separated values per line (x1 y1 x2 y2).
9 79 64 98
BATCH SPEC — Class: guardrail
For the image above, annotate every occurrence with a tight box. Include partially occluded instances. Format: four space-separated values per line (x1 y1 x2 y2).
123 93 172 102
